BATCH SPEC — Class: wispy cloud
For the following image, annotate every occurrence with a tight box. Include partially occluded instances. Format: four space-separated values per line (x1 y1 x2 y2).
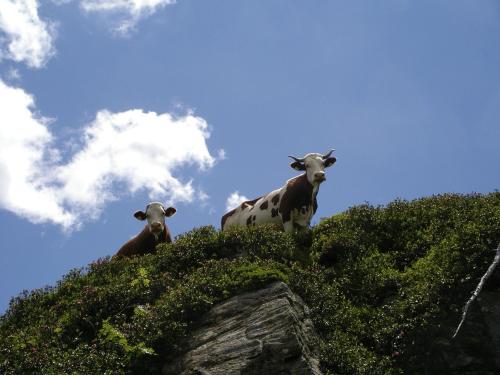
0 0 56 68
4 68 21 82
79 0 176 35
0 79 219 230
226 191 248 211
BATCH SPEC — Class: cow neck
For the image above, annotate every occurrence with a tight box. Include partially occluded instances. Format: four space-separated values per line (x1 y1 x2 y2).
283 173 318 209
298 173 319 200
300 173 320 216
311 175 321 197
139 225 166 243
152 227 167 243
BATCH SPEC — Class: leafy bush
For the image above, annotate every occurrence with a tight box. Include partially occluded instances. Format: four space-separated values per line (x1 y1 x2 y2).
0 225 293 374
1 192 498 374
293 192 500 374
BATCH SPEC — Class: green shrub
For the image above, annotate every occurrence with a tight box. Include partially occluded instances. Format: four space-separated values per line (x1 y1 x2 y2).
292 192 500 374
0 226 292 374
1 192 498 374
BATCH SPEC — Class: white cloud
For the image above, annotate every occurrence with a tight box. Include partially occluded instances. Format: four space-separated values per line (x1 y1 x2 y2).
0 80 72 226
54 109 215 216
0 79 219 230
0 0 56 68
79 0 176 35
226 191 248 211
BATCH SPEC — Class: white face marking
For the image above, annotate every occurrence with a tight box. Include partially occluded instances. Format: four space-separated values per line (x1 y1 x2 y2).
145 202 167 236
302 153 327 186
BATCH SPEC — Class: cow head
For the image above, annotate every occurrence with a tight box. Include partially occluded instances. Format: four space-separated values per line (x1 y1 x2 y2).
289 150 336 185
134 202 176 238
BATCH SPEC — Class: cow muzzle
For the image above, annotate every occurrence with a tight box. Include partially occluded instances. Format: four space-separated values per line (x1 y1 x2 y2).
314 172 326 182
150 222 164 234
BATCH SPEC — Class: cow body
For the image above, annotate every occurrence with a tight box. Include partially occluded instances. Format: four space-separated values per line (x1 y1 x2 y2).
115 225 172 257
115 202 176 258
222 151 336 232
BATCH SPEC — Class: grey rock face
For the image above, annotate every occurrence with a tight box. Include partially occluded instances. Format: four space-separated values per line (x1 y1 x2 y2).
163 281 322 375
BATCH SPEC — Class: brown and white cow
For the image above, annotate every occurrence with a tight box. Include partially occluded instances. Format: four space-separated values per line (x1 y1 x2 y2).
115 202 176 258
221 150 336 232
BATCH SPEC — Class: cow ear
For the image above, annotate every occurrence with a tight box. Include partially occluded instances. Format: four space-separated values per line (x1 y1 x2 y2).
134 211 147 220
164 207 177 217
290 161 306 171
324 157 337 168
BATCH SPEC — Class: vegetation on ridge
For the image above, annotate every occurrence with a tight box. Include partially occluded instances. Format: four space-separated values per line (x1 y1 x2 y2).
1 192 499 374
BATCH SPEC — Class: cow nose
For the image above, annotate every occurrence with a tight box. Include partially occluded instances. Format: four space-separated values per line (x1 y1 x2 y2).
315 172 326 182
151 222 162 232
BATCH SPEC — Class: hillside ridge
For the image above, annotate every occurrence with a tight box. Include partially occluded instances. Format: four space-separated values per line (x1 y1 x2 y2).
1 192 499 374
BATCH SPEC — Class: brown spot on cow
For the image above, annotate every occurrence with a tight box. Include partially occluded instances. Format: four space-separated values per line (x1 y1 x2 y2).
271 194 280 206
260 200 269 210
246 216 253 226
279 174 316 224
271 208 279 218
241 197 262 211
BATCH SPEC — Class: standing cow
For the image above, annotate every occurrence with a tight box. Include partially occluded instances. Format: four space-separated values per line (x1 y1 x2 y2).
115 202 176 258
221 150 336 232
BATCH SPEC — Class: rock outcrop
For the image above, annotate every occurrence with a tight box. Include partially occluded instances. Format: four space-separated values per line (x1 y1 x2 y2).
163 281 322 375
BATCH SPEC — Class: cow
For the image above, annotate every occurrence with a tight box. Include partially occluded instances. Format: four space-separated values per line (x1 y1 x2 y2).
221 150 336 233
115 202 176 258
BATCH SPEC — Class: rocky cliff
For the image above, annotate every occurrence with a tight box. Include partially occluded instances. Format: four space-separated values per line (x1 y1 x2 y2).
163 281 321 375
163 281 500 375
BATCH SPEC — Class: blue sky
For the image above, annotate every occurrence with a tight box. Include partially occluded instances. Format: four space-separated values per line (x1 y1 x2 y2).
1 0 499 313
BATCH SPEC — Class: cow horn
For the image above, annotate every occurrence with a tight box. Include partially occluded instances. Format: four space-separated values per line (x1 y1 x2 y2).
322 149 335 159
288 155 305 163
